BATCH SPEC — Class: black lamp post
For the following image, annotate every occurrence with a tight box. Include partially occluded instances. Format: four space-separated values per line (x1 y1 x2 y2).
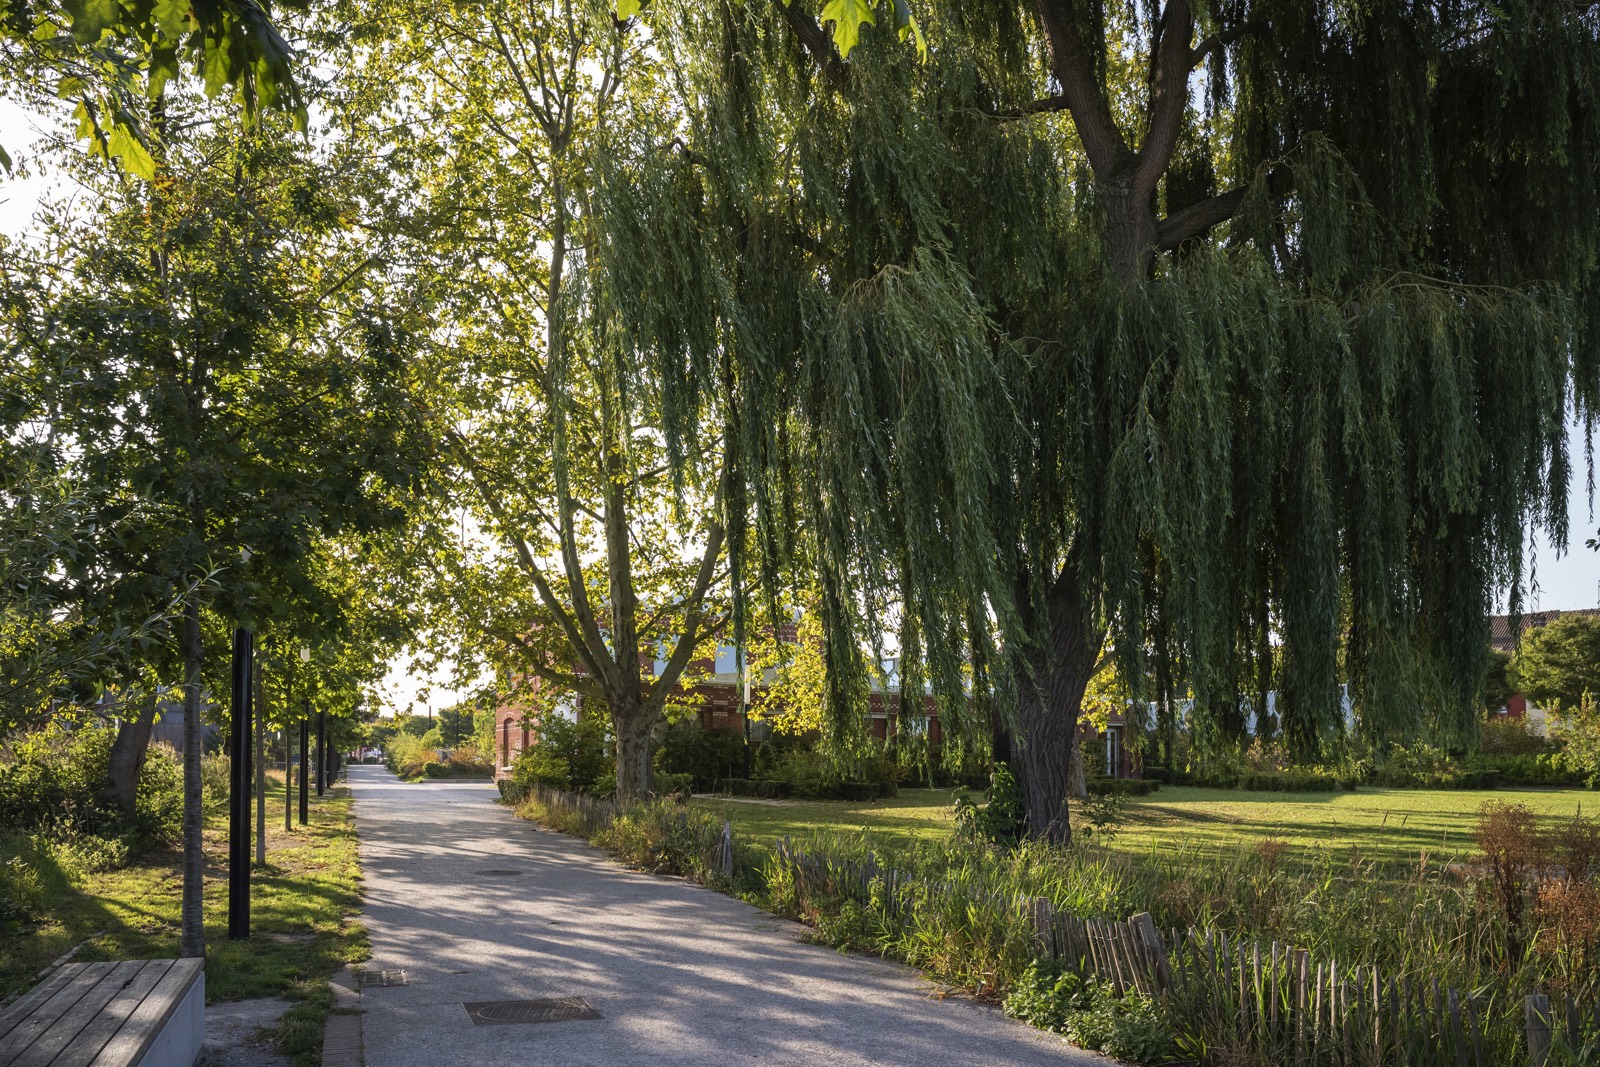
228 627 254 941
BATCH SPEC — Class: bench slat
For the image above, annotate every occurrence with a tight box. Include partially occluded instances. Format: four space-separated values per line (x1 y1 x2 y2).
92 959 202 1067
0 965 114 1067
0 967 84 1047
9 961 150 1067
45 963 168 1067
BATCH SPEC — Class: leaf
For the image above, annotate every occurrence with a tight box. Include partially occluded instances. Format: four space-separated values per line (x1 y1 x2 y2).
820 0 875 59
107 122 158 180
56 75 85 99
615 0 641 18
0 143 11 174
152 0 189 38
891 0 926 59
63 0 120 42
202 29 232 97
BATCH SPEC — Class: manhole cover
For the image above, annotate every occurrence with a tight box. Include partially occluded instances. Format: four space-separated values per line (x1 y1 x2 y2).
477 869 523 876
357 968 409 988
463 997 601 1026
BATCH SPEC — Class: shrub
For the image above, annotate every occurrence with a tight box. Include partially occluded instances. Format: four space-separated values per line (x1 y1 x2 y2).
655 721 747 792
1003 961 1178 1062
508 714 609 794
384 732 435 780
654 772 693 798
954 763 1026 845
0 723 182 850
1481 716 1558 756
758 748 897 800
445 743 494 776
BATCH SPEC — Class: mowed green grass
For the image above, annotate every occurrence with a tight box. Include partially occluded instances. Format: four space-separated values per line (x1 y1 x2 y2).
0 773 367 1005
692 784 1599 869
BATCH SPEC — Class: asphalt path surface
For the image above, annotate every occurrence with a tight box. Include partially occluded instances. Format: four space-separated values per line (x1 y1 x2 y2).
349 764 1108 1066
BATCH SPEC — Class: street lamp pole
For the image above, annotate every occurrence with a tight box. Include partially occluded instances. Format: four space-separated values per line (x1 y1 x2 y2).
227 627 253 941
298 710 309 825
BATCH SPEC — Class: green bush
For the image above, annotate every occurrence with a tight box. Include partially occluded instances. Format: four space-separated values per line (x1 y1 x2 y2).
758 747 897 800
954 763 1026 844
654 772 693 798
508 714 609 794
655 721 747 792
0 723 182 850
1003 961 1178 1062
1481 716 1558 756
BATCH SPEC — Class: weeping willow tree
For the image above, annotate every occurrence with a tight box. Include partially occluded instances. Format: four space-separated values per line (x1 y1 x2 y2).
586 0 1600 841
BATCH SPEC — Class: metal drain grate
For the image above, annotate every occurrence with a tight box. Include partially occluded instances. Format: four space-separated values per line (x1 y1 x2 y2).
463 997 601 1027
476 869 523 876
356 968 408 988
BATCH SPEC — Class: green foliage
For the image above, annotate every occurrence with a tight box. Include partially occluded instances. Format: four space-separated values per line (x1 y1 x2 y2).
0 0 304 176
757 746 898 800
604 0 1600 842
0 723 181 849
655 721 746 792
1481 714 1557 755
1005 962 1177 1063
953 763 1026 845
383 732 436 781
1555 692 1600 787
1512 615 1600 715
509 715 610 795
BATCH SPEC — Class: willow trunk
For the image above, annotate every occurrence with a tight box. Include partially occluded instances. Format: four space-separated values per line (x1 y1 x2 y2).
1007 573 1101 844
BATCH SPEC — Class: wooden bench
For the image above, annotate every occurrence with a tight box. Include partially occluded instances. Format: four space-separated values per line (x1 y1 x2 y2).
0 959 204 1067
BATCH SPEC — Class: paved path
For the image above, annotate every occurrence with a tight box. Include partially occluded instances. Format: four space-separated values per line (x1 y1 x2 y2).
350 765 1107 1066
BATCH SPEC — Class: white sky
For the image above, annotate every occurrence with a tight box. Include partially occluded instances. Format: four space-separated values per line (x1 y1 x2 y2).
4 94 1599 715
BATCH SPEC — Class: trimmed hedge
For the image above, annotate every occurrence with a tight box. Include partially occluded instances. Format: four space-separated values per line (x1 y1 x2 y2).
1177 769 1358 792
1087 777 1161 797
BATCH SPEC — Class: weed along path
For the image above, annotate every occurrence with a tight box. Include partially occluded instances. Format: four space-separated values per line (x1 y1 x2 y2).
349 764 1107 1066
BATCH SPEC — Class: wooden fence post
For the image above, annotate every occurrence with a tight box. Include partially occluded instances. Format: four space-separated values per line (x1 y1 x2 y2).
1526 994 1551 1067
1129 912 1171 994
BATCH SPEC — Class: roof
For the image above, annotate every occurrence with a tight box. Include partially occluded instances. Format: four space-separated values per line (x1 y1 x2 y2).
1488 606 1600 652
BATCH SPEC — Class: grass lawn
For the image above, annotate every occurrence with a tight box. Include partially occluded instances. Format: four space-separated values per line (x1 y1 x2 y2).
0 771 366 1064
694 783 1598 870
690 787 972 847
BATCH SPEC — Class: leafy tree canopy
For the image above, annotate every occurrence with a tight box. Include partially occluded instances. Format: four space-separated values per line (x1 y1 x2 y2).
595 0 1600 837
1510 613 1600 714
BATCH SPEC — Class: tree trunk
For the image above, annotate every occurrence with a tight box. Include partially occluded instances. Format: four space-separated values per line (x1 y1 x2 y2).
1067 738 1088 800
611 694 656 803
180 600 205 959
1103 175 1158 281
1008 565 1102 844
102 693 158 812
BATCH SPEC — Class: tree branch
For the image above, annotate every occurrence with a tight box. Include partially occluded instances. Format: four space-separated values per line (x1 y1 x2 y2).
1189 23 1252 70
778 0 849 90
644 464 730 717
1130 0 1195 198
1034 0 1131 177
987 94 1074 121
1154 186 1248 250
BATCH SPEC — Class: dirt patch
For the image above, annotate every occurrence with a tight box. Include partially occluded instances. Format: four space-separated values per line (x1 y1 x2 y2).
198 997 293 1067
